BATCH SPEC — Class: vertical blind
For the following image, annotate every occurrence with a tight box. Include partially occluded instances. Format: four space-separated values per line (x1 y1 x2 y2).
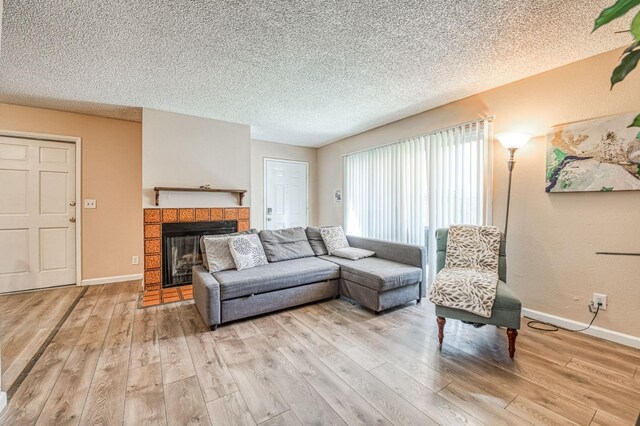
344 137 429 245
343 118 493 283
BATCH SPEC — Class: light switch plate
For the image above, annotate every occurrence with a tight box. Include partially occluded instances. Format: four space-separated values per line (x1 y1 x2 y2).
84 199 97 209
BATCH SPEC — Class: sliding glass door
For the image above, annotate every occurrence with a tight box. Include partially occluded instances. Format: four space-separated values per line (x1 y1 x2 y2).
343 118 492 283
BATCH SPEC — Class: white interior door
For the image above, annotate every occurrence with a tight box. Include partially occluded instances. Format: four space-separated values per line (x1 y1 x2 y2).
0 136 77 293
265 159 308 230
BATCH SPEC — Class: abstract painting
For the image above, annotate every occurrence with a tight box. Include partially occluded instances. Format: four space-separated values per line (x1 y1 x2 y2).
546 112 640 192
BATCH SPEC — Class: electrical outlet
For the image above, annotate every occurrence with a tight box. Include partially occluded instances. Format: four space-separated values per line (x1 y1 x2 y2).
84 199 97 209
592 293 607 310
132 256 139 265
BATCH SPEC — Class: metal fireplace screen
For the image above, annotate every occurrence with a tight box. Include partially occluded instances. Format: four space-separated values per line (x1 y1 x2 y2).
161 220 237 287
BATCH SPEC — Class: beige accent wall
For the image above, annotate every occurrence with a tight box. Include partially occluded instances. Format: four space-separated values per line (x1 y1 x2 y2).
318 48 640 337
250 139 318 230
142 109 251 208
0 103 143 281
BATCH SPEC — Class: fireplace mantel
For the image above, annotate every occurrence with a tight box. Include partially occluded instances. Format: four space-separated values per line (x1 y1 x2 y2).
153 186 247 206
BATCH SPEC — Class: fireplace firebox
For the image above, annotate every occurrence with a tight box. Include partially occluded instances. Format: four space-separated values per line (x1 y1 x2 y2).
161 220 237 288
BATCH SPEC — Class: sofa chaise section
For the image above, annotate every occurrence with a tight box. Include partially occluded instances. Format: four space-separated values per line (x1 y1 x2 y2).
321 235 426 312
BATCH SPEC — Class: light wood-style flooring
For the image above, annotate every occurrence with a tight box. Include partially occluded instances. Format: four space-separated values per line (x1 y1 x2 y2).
1 280 639 425
0 285 84 393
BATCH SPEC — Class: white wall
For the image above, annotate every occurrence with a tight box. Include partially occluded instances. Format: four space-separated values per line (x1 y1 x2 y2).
317 48 640 339
250 139 318 230
142 109 251 208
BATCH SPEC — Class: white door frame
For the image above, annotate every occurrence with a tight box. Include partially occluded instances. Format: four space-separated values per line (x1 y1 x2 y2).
0 129 82 287
263 158 309 229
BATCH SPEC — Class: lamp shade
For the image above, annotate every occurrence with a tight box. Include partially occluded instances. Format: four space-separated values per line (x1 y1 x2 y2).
496 132 532 150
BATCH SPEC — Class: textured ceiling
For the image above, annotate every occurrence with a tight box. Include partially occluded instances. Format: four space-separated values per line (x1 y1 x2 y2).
0 1 633 147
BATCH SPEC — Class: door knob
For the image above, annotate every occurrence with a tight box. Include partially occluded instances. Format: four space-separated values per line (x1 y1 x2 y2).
69 217 76 223
267 217 272 222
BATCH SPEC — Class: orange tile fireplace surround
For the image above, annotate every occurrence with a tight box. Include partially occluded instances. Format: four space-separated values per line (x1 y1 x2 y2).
143 207 250 292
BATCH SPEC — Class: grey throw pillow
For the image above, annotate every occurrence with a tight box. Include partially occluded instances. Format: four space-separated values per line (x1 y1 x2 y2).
331 247 375 260
259 227 315 262
202 236 235 272
305 226 328 256
320 226 349 255
228 234 268 271
200 229 257 271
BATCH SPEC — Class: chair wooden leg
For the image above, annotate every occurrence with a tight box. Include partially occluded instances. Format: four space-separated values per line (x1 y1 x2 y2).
437 316 446 345
507 328 518 358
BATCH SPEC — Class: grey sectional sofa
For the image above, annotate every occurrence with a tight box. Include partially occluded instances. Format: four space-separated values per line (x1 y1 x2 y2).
193 227 426 329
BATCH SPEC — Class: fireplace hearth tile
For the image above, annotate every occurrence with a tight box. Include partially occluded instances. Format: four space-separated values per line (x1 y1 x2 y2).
238 220 250 232
145 239 161 254
195 208 210 222
138 284 194 308
210 208 223 221
144 224 161 239
162 209 178 223
144 209 161 223
179 208 195 222
145 255 161 269
224 208 238 220
145 269 161 284
238 207 250 220
142 298 160 307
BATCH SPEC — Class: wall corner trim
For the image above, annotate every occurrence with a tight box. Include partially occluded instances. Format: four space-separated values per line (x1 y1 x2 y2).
522 308 640 349
81 273 143 286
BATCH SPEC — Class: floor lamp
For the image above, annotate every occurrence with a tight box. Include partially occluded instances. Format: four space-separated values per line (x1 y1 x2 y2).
495 132 531 240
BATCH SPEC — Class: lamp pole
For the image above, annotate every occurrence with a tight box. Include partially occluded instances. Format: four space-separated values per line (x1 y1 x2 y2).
504 147 517 240
496 132 531 241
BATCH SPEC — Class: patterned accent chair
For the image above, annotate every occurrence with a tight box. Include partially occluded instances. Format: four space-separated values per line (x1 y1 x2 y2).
434 228 522 358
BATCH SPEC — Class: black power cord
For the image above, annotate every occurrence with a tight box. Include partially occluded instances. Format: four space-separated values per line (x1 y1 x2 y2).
526 303 600 332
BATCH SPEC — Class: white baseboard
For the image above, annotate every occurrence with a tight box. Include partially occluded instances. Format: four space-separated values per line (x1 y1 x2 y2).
81 273 143 286
522 308 640 349
0 391 6 414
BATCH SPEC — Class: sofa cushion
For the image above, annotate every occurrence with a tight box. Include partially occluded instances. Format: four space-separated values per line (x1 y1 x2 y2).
332 247 375 260
306 226 328 256
214 257 340 300
228 234 268 271
259 227 315 262
321 255 422 292
200 229 257 271
202 236 235 272
320 226 349 254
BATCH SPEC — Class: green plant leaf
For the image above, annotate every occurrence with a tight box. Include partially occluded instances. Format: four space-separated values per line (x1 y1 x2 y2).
628 113 640 128
594 0 640 31
611 49 640 87
623 39 640 55
633 11 640 39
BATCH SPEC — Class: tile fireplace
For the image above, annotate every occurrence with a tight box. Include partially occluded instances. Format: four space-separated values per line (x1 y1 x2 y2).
143 207 250 291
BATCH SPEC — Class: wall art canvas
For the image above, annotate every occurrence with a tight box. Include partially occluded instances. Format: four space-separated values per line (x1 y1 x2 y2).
546 112 640 192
